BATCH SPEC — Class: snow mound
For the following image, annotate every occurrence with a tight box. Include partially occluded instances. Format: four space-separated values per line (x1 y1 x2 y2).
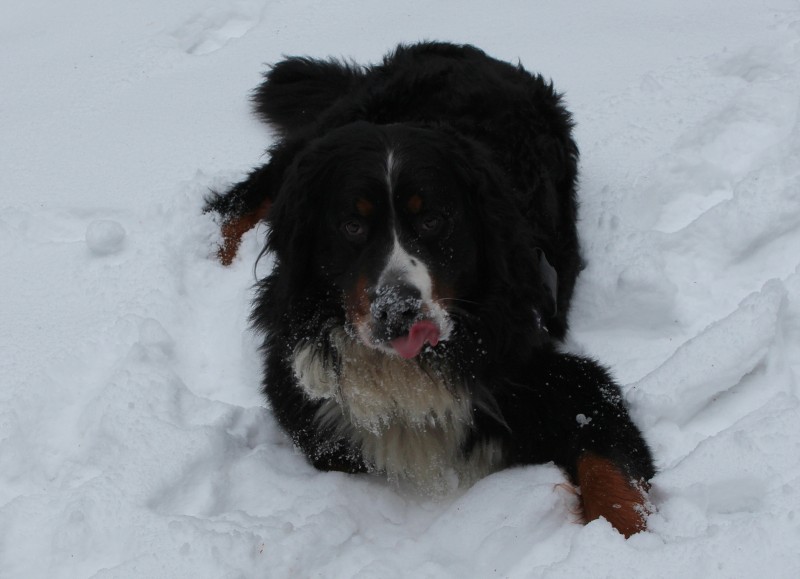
631 279 787 426
85 220 126 256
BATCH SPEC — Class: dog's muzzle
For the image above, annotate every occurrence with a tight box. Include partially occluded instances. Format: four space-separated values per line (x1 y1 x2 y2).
369 284 441 359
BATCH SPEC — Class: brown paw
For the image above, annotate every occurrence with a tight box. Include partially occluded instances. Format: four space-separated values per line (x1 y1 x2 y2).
576 452 652 537
217 199 272 265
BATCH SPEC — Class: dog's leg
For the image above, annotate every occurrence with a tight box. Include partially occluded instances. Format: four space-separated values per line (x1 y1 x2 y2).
551 355 654 536
493 352 655 537
575 451 651 537
204 164 274 265
216 197 271 265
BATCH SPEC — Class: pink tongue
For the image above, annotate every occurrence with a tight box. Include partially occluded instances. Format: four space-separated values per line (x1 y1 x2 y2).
390 320 441 359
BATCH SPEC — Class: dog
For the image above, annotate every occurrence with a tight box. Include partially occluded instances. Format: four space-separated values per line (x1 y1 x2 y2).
206 42 655 537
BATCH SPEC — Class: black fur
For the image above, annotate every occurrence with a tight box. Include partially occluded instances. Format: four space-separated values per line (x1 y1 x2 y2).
207 42 654 525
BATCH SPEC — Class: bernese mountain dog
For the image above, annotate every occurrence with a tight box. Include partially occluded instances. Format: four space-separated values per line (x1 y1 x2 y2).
206 42 655 537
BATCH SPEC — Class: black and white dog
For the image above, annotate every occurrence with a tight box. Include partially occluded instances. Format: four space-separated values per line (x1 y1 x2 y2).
207 42 655 536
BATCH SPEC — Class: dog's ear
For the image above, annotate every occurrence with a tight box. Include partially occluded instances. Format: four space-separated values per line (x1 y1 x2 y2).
253 57 365 135
535 247 558 318
449 136 556 351
264 153 321 283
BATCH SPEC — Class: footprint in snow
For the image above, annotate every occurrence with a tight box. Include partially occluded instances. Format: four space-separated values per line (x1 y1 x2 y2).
714 45 794 83
172 2 263 56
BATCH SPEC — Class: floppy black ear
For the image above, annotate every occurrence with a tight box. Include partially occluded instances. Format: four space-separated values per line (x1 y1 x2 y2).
264 152 322 283
534 247 558 318
448 135 557 354
253 57 366 135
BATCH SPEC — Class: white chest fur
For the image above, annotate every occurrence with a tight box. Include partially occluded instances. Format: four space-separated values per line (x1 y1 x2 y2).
291 329 501 492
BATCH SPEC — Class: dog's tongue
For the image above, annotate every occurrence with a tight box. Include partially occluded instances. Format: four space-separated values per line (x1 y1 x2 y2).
390 320 440 359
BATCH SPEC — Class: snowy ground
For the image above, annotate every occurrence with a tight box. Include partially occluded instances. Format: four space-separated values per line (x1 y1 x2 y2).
2 1 800 577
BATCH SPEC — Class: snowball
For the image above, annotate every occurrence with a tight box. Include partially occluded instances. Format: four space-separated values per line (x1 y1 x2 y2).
85 220 126 256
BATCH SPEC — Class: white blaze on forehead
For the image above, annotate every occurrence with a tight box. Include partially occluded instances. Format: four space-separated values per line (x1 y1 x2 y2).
380 149 433 299
384 148 398 194
379 147 428 294
372 146 452 341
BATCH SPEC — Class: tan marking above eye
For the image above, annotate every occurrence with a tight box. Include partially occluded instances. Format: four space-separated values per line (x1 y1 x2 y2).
407 194 423 214
356 198 374 217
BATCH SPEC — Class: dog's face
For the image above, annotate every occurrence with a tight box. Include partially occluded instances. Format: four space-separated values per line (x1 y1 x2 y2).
276 123 482 358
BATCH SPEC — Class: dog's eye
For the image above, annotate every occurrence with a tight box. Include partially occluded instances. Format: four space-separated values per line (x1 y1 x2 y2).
341 219 367 241
418 213 443 236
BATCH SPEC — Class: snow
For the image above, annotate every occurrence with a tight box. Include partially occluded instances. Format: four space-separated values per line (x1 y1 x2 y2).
2 0 800 577
85 220 127 256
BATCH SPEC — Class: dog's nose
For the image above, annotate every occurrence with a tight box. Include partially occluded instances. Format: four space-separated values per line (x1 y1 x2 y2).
370 284 422 340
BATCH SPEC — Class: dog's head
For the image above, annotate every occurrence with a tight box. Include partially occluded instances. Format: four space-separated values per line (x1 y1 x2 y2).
266 122 546 360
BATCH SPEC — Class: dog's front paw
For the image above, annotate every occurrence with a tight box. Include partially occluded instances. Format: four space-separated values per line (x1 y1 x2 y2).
576 452 652 537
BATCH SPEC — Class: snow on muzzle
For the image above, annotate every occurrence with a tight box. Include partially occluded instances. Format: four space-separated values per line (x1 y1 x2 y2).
369 284 441 359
